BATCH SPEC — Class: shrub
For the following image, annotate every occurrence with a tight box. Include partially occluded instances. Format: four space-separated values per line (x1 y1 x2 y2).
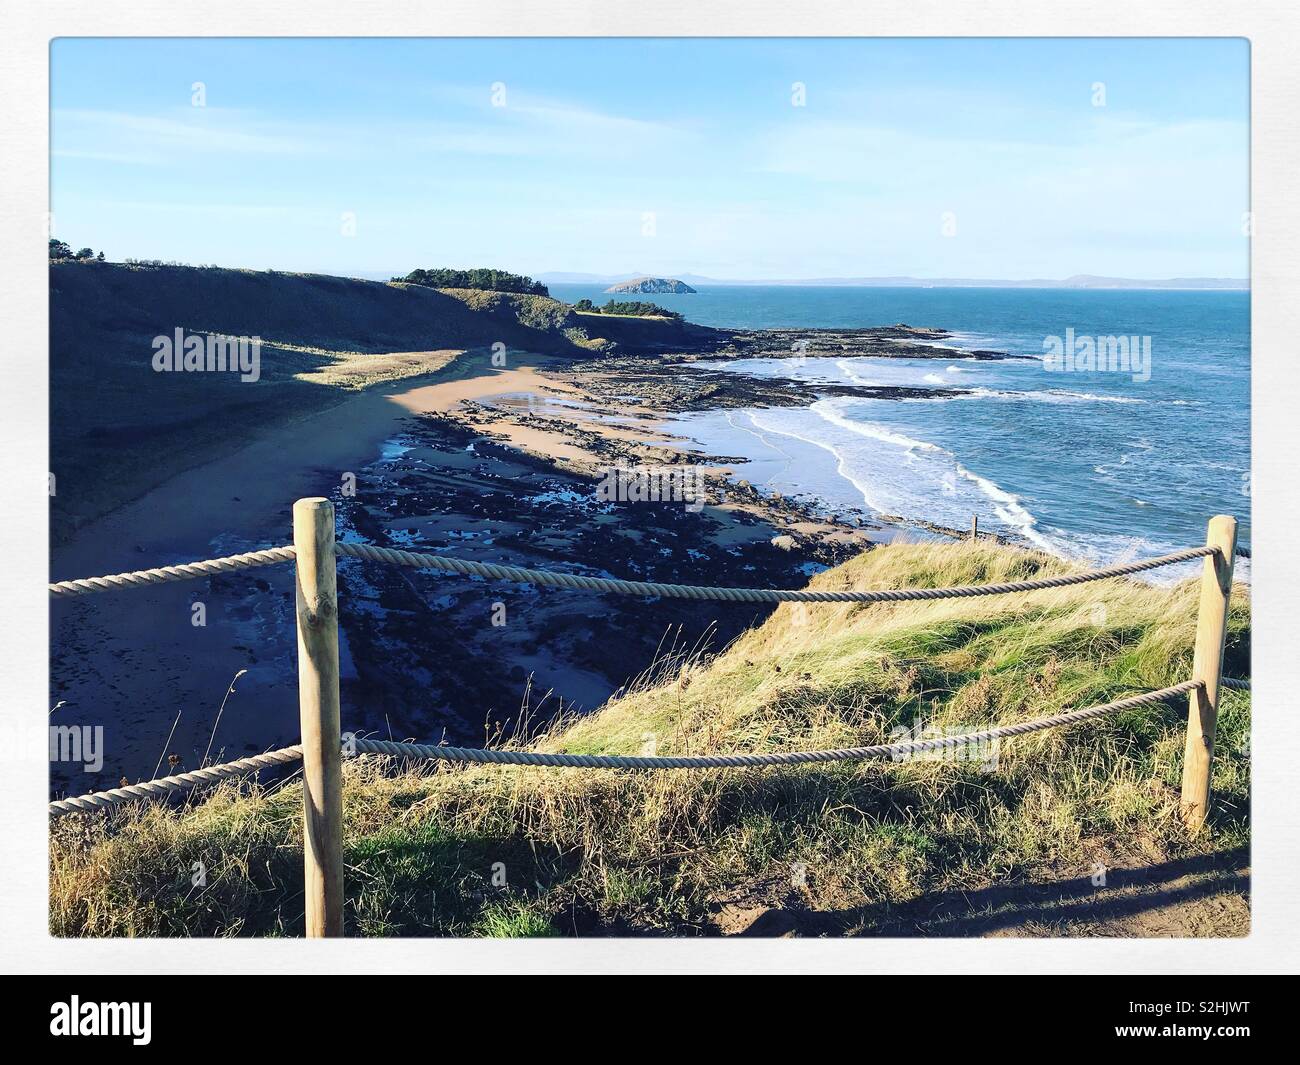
571 298 681 319
392 267 549 296
600 299 682 320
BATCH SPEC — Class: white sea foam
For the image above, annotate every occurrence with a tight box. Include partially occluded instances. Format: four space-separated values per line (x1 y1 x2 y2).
1028 389 1145 405
834 358 880 387
827 356 1145 406
809 399 943 453
904 386 1146 406
744 399 1062 553
952 465 1059 553
722 410 799 483
688 328 1247 581
678 399 1246 584
744 409 894 514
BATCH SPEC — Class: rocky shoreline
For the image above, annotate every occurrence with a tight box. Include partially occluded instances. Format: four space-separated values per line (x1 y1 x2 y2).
50 318 1024 787
561 321 1035 414
322 324 1034 746
329 408 878 748
699 323 1032 362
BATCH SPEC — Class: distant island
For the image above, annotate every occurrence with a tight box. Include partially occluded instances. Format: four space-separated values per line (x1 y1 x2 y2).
604 276 697 294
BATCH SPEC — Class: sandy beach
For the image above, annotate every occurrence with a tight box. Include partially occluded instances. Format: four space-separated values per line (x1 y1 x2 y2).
49 345 885 792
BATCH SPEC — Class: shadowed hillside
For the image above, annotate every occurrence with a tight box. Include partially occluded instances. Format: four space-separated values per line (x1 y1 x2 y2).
50 261 716 539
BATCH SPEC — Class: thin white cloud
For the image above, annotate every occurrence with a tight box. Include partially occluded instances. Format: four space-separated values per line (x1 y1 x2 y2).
53 108 324 161
53 93 699 169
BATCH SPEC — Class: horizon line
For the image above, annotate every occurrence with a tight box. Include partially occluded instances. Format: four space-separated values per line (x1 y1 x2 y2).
56 257 1250 291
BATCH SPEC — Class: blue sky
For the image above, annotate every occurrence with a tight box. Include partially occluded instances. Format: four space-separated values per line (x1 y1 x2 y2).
50 38 1250 280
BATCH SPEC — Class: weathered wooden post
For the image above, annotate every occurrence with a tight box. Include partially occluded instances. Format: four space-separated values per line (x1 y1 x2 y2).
293 497 344 936
1180 514 1238 835
969 515 978 542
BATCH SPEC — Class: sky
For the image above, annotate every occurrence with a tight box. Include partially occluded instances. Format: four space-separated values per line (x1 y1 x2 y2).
50 37 1250 281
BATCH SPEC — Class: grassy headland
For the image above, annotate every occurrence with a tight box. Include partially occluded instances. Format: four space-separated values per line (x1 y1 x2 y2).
49 260 714 541
50 539 1250 938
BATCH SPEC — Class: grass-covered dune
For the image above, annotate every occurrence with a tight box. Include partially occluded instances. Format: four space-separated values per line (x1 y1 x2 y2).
51 260 712 362
50 540 1250 937
53 261 590 357
50 261 713 539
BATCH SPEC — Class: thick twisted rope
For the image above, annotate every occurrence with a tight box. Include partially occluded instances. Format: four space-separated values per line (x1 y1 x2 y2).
1220 677 1251 692
48 539 1216 603
49 546 297 597
48 746 303 819
335 542 1217 603
49 684 1197 818
348 683 1198 769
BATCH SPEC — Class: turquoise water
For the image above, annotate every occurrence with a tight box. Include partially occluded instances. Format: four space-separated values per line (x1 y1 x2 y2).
551 284 1251 572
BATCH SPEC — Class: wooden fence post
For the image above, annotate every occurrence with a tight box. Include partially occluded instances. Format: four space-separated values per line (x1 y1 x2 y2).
969 515 979 542
1180 514 1238 835
293 497 344 936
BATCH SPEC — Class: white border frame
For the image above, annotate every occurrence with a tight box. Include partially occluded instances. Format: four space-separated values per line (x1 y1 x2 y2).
3 2 1297 975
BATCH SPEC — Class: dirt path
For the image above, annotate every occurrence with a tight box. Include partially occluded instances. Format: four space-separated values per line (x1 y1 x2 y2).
711 846 1249 938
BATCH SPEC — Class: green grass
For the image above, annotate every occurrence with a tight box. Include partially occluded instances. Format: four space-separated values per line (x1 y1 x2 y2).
475 901 558 938
49 539 1250 937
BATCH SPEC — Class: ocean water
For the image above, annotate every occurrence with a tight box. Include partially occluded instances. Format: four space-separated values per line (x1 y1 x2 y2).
549 284 1251 576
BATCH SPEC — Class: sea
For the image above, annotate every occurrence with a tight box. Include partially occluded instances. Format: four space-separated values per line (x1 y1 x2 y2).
549 284 1251 578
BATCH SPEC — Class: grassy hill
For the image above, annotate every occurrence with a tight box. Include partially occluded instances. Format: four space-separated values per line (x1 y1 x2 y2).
50 261 713 540
49 539 1251 937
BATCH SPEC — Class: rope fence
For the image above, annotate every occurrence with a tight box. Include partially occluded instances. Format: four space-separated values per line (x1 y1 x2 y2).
47 499 1246 935
48 746 304 818
48 546 297 598
333 541 1218 603
49 542 1219 604
48 682 1204 819
348 684 1202 767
